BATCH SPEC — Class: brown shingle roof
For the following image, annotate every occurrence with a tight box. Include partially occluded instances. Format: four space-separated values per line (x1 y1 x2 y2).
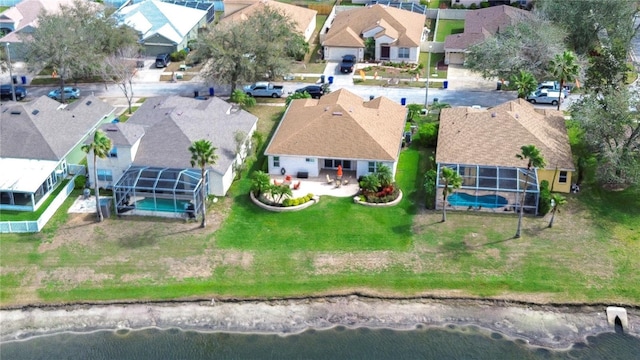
265 89 407 161
444 5 531 51
435 99 575 171
220 0 317 36
323 4 426 47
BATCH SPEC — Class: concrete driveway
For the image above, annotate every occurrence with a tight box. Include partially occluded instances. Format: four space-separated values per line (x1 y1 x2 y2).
445 64 500 91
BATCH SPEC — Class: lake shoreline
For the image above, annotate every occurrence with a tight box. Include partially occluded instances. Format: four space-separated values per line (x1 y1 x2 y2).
1 297 638 349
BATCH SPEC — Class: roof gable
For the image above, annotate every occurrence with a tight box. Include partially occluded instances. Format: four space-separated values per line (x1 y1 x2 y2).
265 89 407 161
323 4 425 48
435 99 574 170
220 0 317 36
0 0 76 43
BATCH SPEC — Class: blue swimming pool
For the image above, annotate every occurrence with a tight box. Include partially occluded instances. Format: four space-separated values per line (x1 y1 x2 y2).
447 193 508 209
135 198 191 213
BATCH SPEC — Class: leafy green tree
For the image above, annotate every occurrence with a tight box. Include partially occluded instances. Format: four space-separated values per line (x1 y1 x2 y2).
465 17 565 81
548 193 567 228
250 170 272 198
22 0 137 103
585 45 630 93
189 140 218 228
549 51 580 110
81 130 112 222
570 87 640 186
229 89 256 108
423 169 438 209
440 166 462 223
511 70 537 99
515 145 546 238
285 91 311 106
285 34 309 61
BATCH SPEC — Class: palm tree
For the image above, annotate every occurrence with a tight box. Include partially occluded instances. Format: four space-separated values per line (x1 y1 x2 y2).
548 193 566 228
359 173 381 195
250 170 271 198
81 130 112 222
271 184 292 204
440 166 462 223
189 139 218 228
375 163 393 188
515 145 546 238
550 50 580 110
511 70 538 99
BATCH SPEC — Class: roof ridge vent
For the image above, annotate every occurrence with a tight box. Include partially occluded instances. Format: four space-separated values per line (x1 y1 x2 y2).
32 109 40 115
10 110 21 115
332 111 343 116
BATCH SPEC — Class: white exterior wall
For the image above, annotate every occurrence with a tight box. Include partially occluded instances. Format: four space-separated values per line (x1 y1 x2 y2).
268 156 320 177
209 166 233 197
303 16 317 43
388 46 420 63
324 46 361 62
355 160 397 179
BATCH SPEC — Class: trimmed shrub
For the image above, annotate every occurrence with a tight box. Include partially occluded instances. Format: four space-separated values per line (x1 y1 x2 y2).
283 198 292 207
170 50 188 62
416 122 439 147
74 174 87 190
538 180 552 215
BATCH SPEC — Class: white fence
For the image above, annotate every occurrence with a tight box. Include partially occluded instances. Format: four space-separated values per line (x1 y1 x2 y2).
0 176 78 233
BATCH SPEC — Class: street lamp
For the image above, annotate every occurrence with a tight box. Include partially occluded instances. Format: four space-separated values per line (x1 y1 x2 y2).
424 45 432 109
5 42 16 102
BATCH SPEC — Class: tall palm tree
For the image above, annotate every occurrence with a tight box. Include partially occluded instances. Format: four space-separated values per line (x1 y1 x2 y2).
550 50 580 110
81 130 112 222
548 193 567 228
440 166 462 223
189 139 218 228
511 70 538 99
250 170 271 198
515 145 546 238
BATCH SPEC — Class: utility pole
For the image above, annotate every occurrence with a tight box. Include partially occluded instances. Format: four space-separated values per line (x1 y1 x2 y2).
5 42 16 102
424 45 432 109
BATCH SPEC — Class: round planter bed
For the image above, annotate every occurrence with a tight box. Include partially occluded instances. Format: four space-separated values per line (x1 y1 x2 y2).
250 192 320 212
353 190 403 207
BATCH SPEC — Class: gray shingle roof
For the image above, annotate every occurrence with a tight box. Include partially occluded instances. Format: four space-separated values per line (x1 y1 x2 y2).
0 95 116 161
122 96 258 175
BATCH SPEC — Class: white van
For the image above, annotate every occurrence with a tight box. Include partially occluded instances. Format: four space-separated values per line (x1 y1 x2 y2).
526 90 565 105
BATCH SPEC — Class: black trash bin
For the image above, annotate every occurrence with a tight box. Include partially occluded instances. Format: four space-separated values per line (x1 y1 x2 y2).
12 76 17 84
369 95 374 100
194 90 199 98
320 75 325 83
497 82 502 91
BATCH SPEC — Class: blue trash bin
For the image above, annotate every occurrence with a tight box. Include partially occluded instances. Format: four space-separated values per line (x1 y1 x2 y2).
401 97 406 106
443 81 448 89
328 76 334 84
21 75 27 84
209 87 214 96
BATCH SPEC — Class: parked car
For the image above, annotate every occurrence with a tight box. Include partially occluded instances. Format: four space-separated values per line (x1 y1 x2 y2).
537 81 569 96
339 55 356 73
48 87 81 100
155 53 170 68
0 84 27 101
526 89 565 105
243 82 284 98
294 85 327 99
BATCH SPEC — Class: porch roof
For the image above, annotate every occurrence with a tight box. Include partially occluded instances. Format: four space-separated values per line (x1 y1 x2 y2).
0 158 59 193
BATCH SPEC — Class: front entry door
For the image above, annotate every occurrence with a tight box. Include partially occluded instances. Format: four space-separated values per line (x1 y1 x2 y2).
380 46 390 60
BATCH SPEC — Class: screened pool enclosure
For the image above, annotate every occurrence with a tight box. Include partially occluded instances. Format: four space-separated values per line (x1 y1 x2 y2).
435 163 540 214
113 166 205 218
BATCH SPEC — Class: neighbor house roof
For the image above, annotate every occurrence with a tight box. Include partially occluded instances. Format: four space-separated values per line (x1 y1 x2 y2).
265 89 407 161
115 0 207 44
121 96 258 175
220 0 316 37
444 5 532 51
0 95 115 161
436 99 575 171
0 0 77 43
323 4 426 48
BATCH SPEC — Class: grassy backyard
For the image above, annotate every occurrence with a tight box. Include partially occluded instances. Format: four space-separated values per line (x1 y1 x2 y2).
436 19 465 42
1 105 639 307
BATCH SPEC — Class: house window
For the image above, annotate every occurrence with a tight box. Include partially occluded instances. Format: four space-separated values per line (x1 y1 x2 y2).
97 169 113 182
368 162 377 173
305 158 315 163
273 156 280 167
109 147 118 158
559 171 568 183
398 47 410 59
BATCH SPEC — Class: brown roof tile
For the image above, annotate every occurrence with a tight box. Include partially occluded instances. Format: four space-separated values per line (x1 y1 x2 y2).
220 0 317 36
265 89 407 161
323 4 426 47
435 99 575 171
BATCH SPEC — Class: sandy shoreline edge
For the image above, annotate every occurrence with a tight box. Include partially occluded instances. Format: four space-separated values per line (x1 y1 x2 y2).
1 297 638 349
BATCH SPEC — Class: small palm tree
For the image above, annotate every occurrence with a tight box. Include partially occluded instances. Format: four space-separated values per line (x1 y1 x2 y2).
189 139 218 228
359 173 381 195
440 166 462 223
271 184 292 204
515 145 546 238
511 70 538 99
250 170 271 198
550 50 580 110
376 163 393 188
81 130 112 222
548 193 567 228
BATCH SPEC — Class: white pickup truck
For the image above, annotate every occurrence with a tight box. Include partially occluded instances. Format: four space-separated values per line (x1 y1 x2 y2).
243 82 284 98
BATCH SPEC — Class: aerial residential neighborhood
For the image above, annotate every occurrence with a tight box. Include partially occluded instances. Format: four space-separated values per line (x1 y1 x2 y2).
0 0 639 355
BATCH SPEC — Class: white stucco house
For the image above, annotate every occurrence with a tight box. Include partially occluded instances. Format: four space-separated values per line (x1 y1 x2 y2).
87 96 257 216
321 4 427 63
264 89 407 180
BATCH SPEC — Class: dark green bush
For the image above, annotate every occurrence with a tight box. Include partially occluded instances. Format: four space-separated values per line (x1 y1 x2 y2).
416 122 439 147
74 174 87 189
480 1 490 8
170 50 188 62
469 3 478 10
538 180 552 215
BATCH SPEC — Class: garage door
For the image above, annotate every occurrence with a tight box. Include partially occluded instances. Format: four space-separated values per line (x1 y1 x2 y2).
446 52 465 65
325 47 359 62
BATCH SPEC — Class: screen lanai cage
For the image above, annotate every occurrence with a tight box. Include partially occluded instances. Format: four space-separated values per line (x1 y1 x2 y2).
435 163 540 215
113 166 205 218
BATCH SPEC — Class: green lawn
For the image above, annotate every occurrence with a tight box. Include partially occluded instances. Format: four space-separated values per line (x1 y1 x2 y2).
436 19 465 42
427 0 441 9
